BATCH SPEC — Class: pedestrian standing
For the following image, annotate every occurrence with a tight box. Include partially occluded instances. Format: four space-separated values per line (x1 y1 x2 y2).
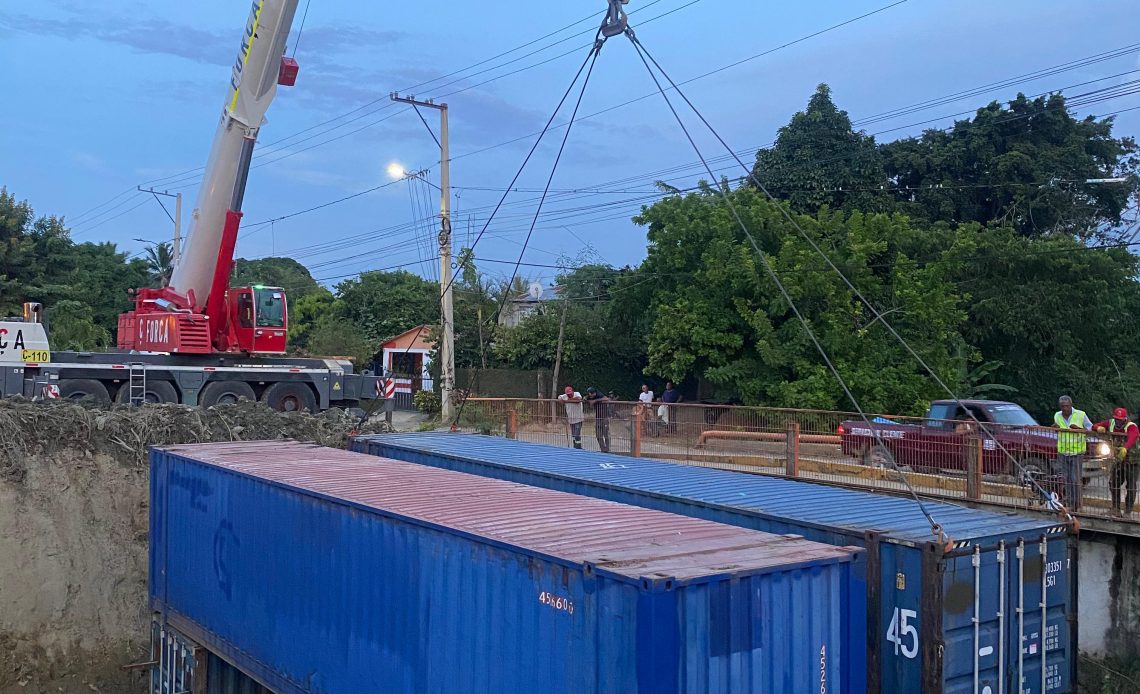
659 381 681 434
1053 395 1091 510
1094 407 1139 516
586 387 611 453
558 385 584 449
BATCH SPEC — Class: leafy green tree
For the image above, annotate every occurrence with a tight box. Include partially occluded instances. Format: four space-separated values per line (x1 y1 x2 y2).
287 289 335 350
934 225 1140 419
305 315 374 365
882 93 1140 238
46 300 111 351
751 84 888 215
633 184 968 413
332 269 438 344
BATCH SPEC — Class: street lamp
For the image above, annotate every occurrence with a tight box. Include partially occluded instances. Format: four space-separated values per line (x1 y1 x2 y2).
386 162 407 180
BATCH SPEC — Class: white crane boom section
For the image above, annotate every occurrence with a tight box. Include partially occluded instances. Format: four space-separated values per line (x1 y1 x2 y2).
168 0 300 306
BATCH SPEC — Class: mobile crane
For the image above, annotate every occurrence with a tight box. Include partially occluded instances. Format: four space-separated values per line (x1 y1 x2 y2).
0 0 382 412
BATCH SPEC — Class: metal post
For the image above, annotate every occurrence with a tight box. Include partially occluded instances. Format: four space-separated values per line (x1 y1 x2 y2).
971 545 981 694
967 434 983 501
632 406 643 458
785 420 800 477
1016 540 1025 693
1040 538 1048 694
997 540 1006 694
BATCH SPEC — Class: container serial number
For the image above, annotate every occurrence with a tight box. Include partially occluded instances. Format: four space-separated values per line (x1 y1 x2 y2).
538 591 574 615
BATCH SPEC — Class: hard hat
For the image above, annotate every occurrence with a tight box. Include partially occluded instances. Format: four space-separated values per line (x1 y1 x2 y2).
1114 407 1128 419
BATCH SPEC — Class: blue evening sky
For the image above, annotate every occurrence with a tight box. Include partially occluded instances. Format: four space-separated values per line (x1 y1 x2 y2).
2 0 1138 289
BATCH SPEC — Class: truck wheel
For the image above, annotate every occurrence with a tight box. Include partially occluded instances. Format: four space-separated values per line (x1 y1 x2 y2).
261 382 317 413
58 379 111 403
199 381 257 407
115 380 178 405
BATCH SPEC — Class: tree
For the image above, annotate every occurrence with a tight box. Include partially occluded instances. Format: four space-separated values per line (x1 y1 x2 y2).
332 270 438 345
305 315 373 365
751 84 888 215
287 289 335 351
144 242 174 287
46 300 111 351
882 93 1140 239
633 184 968 413
933 225 1140 419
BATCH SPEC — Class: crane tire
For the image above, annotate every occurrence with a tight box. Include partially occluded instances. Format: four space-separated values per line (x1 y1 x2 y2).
199 380 257 407
115 380 178 405
261 382 318 413
58 379 111 404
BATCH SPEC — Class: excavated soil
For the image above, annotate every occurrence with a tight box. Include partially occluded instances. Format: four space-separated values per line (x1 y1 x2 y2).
0 399 389 694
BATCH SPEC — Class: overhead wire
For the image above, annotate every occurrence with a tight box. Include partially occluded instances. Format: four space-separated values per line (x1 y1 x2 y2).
624 25 948 542
625 29 1078 525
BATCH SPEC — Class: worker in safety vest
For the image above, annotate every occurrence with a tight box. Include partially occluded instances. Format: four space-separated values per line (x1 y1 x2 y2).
1094 407 1139 516
1054 395 1091 510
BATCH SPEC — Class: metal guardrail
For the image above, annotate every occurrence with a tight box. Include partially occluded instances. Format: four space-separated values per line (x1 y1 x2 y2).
455 398 1139 524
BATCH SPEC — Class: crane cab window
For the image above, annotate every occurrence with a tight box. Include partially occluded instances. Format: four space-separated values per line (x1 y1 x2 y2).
237 293 254 328
254 287 285 328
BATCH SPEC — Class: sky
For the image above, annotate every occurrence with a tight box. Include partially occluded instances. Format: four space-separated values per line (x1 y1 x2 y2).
2 0 1139 291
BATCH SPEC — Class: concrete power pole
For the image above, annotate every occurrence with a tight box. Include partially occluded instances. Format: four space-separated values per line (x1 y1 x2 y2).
390 93 455 421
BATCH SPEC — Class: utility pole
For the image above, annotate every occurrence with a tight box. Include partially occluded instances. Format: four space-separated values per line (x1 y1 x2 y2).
391 93 455 421
138 186 183 265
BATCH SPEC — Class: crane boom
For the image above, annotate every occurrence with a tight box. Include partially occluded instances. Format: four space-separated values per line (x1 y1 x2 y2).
119 0 300 356
169 0 300 303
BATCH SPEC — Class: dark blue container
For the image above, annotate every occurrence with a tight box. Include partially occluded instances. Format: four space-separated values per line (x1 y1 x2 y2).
150 441 865 694
352 432 1078 694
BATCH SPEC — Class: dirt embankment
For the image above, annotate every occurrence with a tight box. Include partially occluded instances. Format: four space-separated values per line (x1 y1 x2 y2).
0 399 388 694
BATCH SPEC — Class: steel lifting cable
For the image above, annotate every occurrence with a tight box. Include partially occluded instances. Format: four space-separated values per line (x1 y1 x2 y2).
450 28 612 430
626 34 1079 528
620 28 950 544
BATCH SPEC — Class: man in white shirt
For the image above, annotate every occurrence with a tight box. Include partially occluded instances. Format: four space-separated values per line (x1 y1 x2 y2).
558 386 584 449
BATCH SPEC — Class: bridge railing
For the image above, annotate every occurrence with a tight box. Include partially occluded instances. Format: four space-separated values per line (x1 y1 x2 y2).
455 398 1135 524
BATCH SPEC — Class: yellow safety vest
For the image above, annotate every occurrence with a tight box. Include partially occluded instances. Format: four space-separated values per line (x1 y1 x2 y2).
1110 420 1138 452
1054 410 1088 455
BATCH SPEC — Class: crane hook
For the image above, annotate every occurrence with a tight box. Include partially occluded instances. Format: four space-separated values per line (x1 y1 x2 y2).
600 0 630 38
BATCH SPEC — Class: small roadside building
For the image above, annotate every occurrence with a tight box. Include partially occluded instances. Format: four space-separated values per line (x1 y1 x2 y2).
376 325 435 407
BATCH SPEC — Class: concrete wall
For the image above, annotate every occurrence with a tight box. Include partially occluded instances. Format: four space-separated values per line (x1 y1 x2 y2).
1078 530 1140 658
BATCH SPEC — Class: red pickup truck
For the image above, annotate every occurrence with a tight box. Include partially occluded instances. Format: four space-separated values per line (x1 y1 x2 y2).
838 399 1109 483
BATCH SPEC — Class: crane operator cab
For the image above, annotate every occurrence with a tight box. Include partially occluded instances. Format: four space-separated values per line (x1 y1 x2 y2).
228 285 288 354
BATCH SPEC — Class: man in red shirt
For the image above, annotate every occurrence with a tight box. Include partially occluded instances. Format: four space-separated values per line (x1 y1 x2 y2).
1094 407 1139 516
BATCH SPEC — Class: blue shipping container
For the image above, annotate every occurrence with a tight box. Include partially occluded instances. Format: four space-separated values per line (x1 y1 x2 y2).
150 441 866 694
352 432 1078 694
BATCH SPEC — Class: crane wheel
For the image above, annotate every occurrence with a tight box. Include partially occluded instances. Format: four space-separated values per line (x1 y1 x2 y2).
58 379 111 404
261 382 317 413
199 380 257 407
115 380 178 405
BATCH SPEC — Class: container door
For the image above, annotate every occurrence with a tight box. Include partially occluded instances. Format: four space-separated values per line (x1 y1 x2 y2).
876 541 924 693
939 544 1005 694
150 621 198 694
1003 535 1074 694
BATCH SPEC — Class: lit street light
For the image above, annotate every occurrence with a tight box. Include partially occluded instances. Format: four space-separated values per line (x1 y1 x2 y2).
386 162 406 179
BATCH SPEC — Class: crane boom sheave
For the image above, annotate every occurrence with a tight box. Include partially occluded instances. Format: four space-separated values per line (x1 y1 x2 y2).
169 0 300 306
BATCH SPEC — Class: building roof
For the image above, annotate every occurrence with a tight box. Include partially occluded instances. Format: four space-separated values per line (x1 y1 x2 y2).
379 325 435 351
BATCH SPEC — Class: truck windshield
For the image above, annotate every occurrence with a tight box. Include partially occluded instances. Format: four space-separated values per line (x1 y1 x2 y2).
254 288 285 328
988 405 1038 426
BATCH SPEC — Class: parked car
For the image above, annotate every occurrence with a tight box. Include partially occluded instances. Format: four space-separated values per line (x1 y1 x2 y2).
838 399 1109 483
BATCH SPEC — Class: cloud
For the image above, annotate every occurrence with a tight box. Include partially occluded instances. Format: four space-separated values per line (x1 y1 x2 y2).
72 151 109 174
0 11 233 66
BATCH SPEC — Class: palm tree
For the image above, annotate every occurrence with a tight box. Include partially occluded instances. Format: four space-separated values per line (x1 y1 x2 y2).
144 242 174 287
